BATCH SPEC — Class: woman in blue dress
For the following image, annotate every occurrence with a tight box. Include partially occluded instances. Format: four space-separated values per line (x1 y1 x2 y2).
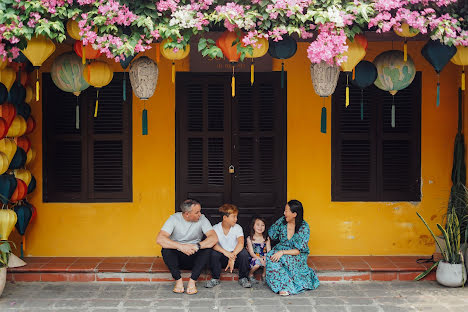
265 200 319 296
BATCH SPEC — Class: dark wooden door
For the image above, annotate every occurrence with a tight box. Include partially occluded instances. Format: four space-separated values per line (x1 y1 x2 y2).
176 72 286 231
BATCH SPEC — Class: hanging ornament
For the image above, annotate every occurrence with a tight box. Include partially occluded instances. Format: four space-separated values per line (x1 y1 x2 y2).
421 40 457 107
0 175 16 205
0 138 17 166
25 116 36 135
245 37 269 85
8 145 27 169
0 209 17 241
129 56 159 135
7 82 26 107
0 103 17 131
6 115 27 137
21 35 56 102
160 39 190 84
393 23 419 62
24 86 33 104
15 136 31 153
351 61 378 120
451 45 468 91
268 36 297 88
216 30 244 97
374 50 416 128
310 62 340 134
0 151 8 175
340 34 367 107
13 169 32 187
0 57 7 71
0 83 7 103
83 61 113 118
0 118 7 140
120 54 136 101
14 203 32 257
74 40 102 65
25 147 36 166
10 179 27 202
17 103 31 121
0 67 16 91
66 19 82 40
51 52 90 96
27 175 36 194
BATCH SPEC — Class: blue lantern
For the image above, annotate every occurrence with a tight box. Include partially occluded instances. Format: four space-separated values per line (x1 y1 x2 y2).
268 36 297 88
7 82 26 107
351 61 377 120
17 102 31 120
0 83 7 103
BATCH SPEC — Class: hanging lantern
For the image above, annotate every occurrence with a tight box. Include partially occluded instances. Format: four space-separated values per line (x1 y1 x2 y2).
245 37 269 85
0 117 7 140
10 179 27 202
0 103 17 131
24 86 33 104
129 56 159 135
268 36 297 89
310 62 340 134
13 169 32 187
9 147 27 169
83 61 113 117
340 34 367 107
351 61 378 120
66 19 81 40
0 138 17 165
51 52 90 96
74 40 102 65
7 115 27 137
25 147 36 166
14 203 32 257
0 209 17 241
0 67 16 91
120 53 136 101
160 39 190 84
15 136 31 153
216 30 245 97
17 103 31 120
393 23 419 62
374 50 416 127
21 35 56 102
451 45 468 91
27 176 36 194
0 175 16 205
421 40 457 107
0 58 7 71
25 116 36 135
7 82 26 107
0 83 7 103
0 151 8 175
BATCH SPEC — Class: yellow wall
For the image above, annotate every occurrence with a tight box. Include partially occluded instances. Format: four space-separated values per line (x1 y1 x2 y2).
19 41 462 256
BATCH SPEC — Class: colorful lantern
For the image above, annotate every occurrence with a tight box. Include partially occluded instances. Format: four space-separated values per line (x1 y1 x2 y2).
340 34 367 107
0 118 7 140
24 86 33 104
0 209 17 240
74 40 102 65
245 37 269 85
21 35 56 101
10 178 27 202
17 103 31 120
25 116 36 135
6 115 27 137
51 52 90 96
310 62 340 134
14 203 32 256
0 67 16 91
27 175 36 194
7 82 26 107
13 169 32 187
0 152 8 175
0 103 16 130
0 83 7 103
0 175 16 205
120 54 136 101
15 136 31 153
216 30 245 97
0 138 17 165
451 46 468 91
268 36 297 88
393 23 419 62
0 58 7 71
129 56 159 135
9 147 26 169
160 39 190 84
26 147 36 166
351 61 378 120
374 50 416 127
66 19 81 40
421 40 457 107
83 61 113 117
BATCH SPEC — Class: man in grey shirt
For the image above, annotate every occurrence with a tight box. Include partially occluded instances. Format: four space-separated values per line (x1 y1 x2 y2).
156 199 218 295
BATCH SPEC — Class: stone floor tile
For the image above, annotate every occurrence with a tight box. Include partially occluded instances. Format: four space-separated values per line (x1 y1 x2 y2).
88 299 122 307
219 298 250 306
380 305 416 312
220 307 255 312
280 298 312 306
285 306 316 312
341 297 374 305
53 299 89 308
314 306 347 312
348 306 381 312
154 298 186 306
123 299 153 307
314 298 346 305
254 306 288 312
250 298 282 306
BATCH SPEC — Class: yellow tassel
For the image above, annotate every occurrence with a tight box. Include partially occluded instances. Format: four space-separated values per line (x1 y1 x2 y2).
82 45 86 65
345 86 349 107
352 67 355 80
23 236 26 252
462 70 465 91
232 75 235 97
94 89 99 117
156 43 160 63
404 41 407 62
250 62 254 85
172 62 175 84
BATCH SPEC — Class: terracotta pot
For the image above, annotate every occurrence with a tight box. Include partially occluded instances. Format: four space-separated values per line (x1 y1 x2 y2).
0 267 6 297
436 261 467 287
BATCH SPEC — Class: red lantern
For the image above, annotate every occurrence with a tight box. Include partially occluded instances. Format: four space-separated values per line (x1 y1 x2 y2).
216 30 245 97
0 117 7 140
74 40 101 64
353 34 368 51
29 204 37 223
0 103 17 130
25 116 36 135
15 136 31 153
10 178 27 202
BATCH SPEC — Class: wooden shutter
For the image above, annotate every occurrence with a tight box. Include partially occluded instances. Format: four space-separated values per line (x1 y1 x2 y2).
332 72 421 201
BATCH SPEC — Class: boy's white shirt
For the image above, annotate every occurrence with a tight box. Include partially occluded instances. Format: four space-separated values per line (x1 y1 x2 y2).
213 222 244 252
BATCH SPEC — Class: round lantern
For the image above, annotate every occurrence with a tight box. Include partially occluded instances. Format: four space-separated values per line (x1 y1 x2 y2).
14 203 32 256
15 136 31 153
421 40 457 106
0 117 7 140
9 147 26 169
160 39 190 84
268 36 297 88
451 46 468 91
216 30 245 97
340 34 367 107
0 151 8 175
7 115 27 137
351 60 378 120
0 175 16 205
51 52 90 97
0 209 17 240
26 147 36 166
21 35 56 102
14 169 32 187
393 23 419 62
66 19 81 40
374 50 416 127
245 37 269 85
0 138 17 164
0 67 16 91
7 82 26 107
129 56 159 135
24 86 33 103
74 40 102 65
83 61 113 117
10 179 27 202
310 62 340 134
0 103 17 131
0 83 7 103
25 116 36 135
27 175 36 194
17 103 31 120
0 58 7 71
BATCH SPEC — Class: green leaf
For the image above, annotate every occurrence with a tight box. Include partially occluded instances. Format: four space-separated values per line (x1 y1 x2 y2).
414 260 439 281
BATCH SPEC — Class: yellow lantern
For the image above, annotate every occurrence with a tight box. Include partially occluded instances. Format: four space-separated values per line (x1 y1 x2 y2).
451 46 468 91
66 19 81 40
0 67 16 91
0 152 8 175
245 38 269 85
0 209 17 240
0 138 17 165
83 61 113 117
25 86 33 103
26 147 36 166
7 115 27 137
0 58 7 71
21 35 56 101
13 169 32 186
160 39 190 83
393 23 419 62
340 34 367 107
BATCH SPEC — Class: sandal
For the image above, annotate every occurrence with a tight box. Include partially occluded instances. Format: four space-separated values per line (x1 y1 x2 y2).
186 285 198 295
279 291 290 296
172 285 184 294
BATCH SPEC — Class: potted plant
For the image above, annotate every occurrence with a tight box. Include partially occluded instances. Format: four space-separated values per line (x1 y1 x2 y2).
0 238 13 296
415 208 467 287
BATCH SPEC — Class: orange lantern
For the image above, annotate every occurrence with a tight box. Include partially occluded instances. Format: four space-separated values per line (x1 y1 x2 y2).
15 136 31 153
216 30 245 97
74 40 102 65
0 103 17 130
10 178 27 202
25 116 36 135
0 117 7 140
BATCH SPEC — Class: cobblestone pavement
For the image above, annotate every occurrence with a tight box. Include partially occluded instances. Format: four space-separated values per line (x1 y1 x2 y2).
0 281 467 312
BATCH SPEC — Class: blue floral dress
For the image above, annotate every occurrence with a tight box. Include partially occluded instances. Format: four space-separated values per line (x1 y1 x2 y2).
265 217 319 294
249 239 267 268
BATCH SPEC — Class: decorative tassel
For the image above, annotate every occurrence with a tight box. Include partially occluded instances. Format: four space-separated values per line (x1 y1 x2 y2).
75 103 80 130
82 45 86 65
123 73 127 101
20 240 23 258
23 236 26 254
142 108 148 135
345 74 349 107
231 75 235 97
320 106 327 134
35 70 39 101
156 43 160 63
281 62 284 88
171 62 175 84
391 104 395 128
250 61 254 86
352 67 355 80
436 81 440 107
94 89 99 118
462 68 465 91
404 40 407 62
360 90 364 121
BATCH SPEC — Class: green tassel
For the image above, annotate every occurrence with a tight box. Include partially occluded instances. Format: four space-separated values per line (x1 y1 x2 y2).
281 62 284 88
360 91 364 121
320 107 326 134
436 82 440 107
20 241 23 258
391 104 395 128
123 74 126 101
142 109 148 135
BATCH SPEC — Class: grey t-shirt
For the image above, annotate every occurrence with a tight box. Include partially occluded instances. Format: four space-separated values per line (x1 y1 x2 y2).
160 212 213 244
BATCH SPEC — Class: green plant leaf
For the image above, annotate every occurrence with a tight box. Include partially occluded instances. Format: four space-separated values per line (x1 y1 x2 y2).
414 260 439 281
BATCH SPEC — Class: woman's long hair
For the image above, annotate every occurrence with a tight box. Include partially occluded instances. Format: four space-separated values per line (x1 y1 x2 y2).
284 199 304 233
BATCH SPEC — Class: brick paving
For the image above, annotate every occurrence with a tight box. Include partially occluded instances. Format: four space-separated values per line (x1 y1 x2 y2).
0 281 467 311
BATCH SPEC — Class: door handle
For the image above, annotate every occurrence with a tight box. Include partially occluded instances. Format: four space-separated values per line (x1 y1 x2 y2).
229 165 235 174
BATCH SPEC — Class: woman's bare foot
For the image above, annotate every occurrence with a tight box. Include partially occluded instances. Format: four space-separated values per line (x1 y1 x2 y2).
186 278 198 295
173 279 184 293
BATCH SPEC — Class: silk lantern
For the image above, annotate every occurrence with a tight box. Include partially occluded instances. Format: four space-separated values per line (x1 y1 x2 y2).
15 136 30 153
0 118 7 140
27 175 36 194
421 40 457 107
25 116 36 135
0 103 16 130
393 23 419 62
0 175 16 205
0 58 7 71
24 86 33 104
351 61 378 120
83 61 113 117
310 62 340 134
120 54 136 101
10 179 27 202
160 39 190 84
7 115 27 137
0 138 17 165
340 34 367 107
245 37 269 85
216 30 245 97
14 203 32 257
0 83 7 103
66 19 81 40
0 67 16 91
129 56 159 135
451 46 468 91
268 36 297 88
9 147 26 169
17 103 31 120
7 82 26 107
0 152 8 175
74 40 102 65
14 169 32 187
374 50 416 128
21 35 56 101
26 147 36 166
0 209 17 240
